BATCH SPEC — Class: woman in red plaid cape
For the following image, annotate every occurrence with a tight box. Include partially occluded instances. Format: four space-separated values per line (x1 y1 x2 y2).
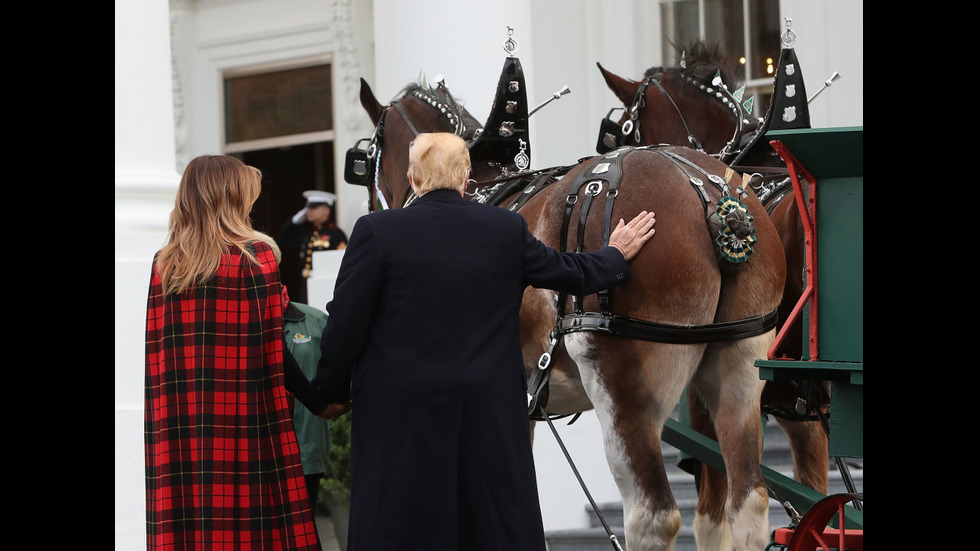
145 154 328 550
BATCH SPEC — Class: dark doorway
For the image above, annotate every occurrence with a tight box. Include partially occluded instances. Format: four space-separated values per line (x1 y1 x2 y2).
241 141 335 303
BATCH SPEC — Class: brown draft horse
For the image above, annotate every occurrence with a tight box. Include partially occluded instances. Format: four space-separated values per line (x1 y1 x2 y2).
353 70 786 550
596 39 831 511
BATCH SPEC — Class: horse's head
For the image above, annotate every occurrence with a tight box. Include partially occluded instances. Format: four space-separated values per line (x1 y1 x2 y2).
352 78 481 211
597 40 758 161
350 56 536 212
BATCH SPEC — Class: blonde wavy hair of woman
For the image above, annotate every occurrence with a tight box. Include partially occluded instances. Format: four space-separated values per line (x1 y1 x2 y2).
156 154 264 295
406 132 471 195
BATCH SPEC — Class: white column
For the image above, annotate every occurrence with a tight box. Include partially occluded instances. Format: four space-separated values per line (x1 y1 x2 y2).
115 0 179 547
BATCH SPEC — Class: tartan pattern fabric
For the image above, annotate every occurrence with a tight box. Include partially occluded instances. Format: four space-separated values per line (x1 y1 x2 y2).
145 240 321 550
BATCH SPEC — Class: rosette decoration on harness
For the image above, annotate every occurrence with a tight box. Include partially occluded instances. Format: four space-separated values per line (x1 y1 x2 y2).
712 176 756 263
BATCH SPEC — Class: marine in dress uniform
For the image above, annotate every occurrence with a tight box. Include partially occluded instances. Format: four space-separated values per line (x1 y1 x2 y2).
277 190 348 305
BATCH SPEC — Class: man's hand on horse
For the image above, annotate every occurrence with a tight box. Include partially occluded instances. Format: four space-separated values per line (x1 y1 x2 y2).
318 401 353 419
609 210 656 261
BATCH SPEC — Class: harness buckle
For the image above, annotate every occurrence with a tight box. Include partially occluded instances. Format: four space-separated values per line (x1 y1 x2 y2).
537 352 552 370
621 119 634 136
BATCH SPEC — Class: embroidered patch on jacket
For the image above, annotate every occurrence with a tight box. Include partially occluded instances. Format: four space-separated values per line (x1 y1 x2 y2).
291 333 313 344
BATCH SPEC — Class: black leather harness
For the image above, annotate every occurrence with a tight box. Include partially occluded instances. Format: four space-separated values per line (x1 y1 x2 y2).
528 146 778 418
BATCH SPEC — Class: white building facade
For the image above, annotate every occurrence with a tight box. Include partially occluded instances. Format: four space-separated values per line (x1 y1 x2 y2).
116 1 862 547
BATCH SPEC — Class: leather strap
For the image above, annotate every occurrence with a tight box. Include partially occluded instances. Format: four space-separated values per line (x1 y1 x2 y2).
557 310 779 344
500 168 567 211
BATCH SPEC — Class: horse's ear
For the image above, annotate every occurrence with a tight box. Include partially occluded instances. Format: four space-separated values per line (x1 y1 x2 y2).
597 62 639 108
359 78 386 127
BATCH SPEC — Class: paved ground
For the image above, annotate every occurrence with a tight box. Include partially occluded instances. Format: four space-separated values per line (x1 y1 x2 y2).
315 513 342 551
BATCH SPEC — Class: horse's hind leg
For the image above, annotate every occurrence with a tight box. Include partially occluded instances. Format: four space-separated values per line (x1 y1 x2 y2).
686 395 732 549
761 380 830 494
693 335 772 551
570 334 702 551
776 417 829 494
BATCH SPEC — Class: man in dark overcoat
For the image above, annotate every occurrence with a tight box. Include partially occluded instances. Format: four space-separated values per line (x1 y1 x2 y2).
312 132 656 550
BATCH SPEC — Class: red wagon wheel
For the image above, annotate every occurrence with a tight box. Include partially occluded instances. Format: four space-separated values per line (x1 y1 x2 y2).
774 492 862 551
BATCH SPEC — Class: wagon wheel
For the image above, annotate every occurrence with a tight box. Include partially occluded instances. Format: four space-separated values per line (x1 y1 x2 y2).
786 492 863 551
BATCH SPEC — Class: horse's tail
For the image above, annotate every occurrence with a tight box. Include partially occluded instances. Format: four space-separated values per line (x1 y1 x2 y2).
706 194 757 271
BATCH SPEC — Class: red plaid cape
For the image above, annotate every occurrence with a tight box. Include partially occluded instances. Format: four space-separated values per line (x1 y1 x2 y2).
145 240 320 550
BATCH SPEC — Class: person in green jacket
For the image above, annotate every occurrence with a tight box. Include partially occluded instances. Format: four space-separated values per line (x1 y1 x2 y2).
258 232 333 512
283 294 332 512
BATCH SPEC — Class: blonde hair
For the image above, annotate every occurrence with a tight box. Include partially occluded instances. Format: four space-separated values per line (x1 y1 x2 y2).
406 132 471 195
156 154 264 295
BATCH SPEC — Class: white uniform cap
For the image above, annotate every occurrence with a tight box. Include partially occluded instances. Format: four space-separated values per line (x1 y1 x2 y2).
303 190 337 207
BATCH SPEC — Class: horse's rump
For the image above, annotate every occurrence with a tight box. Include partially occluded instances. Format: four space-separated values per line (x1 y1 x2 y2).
513 146 782 330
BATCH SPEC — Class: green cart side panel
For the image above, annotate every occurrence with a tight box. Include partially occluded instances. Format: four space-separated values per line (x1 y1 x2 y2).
814 175 862 362
767 126 863 178
756 127 863 460
829 382 863 457
768 127 863 364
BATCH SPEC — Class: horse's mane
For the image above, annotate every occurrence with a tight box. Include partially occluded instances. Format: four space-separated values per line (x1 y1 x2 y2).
643 39 741 90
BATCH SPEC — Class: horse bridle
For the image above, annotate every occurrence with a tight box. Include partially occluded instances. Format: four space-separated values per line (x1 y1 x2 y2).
620 70 751 163
367 85 469 212
623 73 703 151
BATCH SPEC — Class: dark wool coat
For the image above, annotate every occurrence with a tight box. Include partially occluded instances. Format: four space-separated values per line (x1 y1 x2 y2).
312 189 629 551
145 240 321 550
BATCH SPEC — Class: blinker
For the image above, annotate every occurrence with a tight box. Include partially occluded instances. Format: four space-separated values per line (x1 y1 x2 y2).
344 138 374 186
596 107 627 154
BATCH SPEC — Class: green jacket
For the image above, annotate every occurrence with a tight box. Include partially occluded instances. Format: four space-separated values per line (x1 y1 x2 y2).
283 301 332 475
